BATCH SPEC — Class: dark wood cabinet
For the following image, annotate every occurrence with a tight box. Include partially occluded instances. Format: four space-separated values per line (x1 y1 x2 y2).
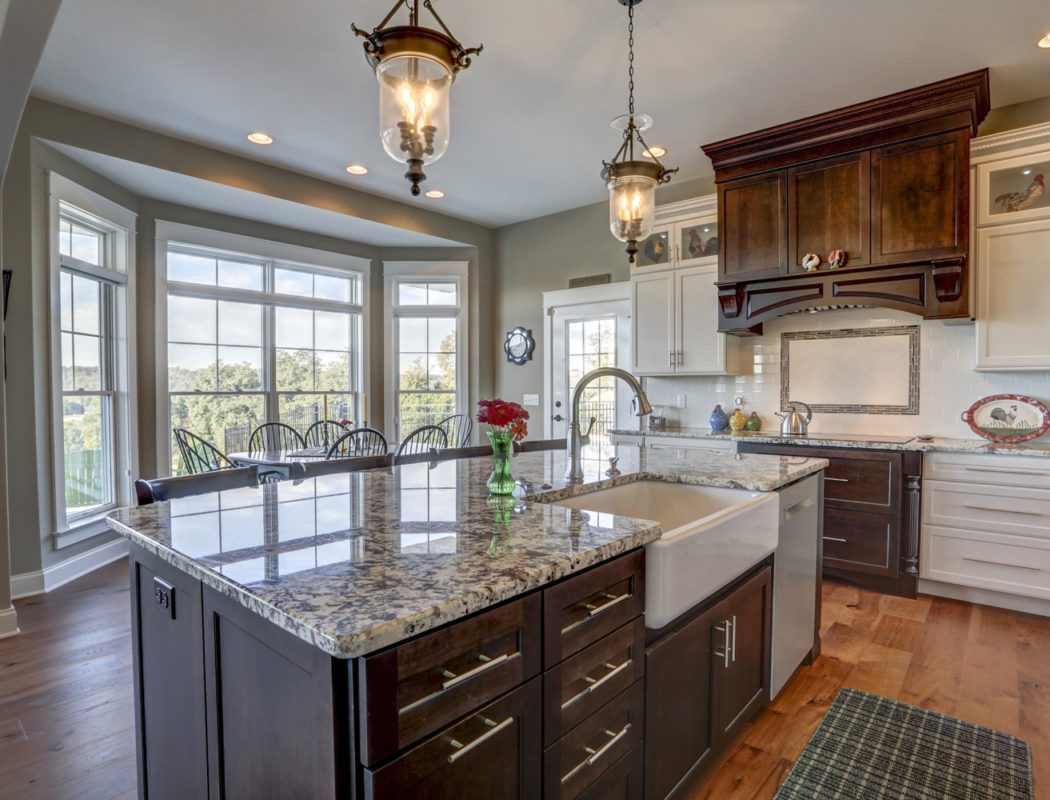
644 564 772 800
718 171 788 281
789 152 870 271
705 70 989 332
738 443 921 597
871 131 968 265
364 678 542 800
128 543 647 800
130 551 208 800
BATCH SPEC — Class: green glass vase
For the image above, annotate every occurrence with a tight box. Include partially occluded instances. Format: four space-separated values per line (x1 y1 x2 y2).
486 429 516 495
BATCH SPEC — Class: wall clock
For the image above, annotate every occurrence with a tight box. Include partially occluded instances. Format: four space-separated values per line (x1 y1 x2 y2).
504 326 535 365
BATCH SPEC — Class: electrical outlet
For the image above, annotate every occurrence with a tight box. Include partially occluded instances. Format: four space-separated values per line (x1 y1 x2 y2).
676 394 687 409
523 393 540 406
153 577 175 620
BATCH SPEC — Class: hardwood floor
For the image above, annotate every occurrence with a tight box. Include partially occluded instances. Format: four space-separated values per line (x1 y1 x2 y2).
1 563 1047 799
0 559 135 800
688 579 1050 800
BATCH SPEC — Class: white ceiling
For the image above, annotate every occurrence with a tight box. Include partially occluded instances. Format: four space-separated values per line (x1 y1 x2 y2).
46 142 467 248
30 0 1050 231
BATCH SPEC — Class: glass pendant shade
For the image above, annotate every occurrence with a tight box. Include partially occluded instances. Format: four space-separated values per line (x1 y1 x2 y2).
377 53 452 166
608 173 657 244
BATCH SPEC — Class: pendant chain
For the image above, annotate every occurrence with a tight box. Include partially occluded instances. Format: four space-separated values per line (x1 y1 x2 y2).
627 2 635 118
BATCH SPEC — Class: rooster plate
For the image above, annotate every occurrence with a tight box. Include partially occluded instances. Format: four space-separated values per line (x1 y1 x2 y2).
961 393 1050 443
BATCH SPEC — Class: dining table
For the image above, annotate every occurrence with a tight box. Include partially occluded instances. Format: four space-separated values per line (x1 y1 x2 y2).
228 447 330 467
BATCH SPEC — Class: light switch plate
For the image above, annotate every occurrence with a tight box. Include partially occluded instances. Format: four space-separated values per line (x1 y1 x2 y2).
523 394 540 406
676 394 687 409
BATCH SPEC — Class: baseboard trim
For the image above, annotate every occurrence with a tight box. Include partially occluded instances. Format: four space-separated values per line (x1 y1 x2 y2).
11 537 128 600
0 606 19 639
919 578 1050 618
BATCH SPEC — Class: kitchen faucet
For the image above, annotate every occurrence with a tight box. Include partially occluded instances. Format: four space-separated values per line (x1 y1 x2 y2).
565 367 653 483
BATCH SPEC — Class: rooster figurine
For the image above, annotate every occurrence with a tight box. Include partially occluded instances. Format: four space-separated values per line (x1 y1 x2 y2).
995 173 1045 213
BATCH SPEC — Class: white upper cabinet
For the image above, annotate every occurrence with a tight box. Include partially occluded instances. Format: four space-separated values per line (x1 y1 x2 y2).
629 195 740 376
971 122 1050 371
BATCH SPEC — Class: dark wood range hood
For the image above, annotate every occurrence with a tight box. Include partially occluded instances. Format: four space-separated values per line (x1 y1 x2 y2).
702 69 990 334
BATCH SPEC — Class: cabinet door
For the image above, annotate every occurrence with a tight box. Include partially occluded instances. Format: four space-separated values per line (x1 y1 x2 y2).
630 271 675 375
713 565 771 750
789 152 870 272
365 678 542 800
719 171 788 281
675 214 720 269
871 130 969 264
824 507 898 576
631 224 673 273
676 264 726 374
976 219 1050 369
131 552 208 800
644 603 723 800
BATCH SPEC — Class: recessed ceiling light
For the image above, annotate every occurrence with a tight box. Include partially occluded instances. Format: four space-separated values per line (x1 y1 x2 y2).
1024 169 1033 175
425 190 445 199
346 164 368 175
247 132 273 145
643 146 667 158
1039 32 1050 48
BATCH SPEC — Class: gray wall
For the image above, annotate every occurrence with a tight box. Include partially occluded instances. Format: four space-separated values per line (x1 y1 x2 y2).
2 99 495 578
492 174 715 425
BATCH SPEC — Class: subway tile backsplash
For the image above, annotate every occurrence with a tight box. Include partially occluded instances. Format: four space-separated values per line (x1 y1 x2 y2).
641 307 1050 439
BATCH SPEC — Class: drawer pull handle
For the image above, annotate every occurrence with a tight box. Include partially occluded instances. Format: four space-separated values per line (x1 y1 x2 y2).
562 591 631 634
823 536 847 543
713 620 731 668
561 659 632 710
441 652 510 690
962 556 1041 572
963 504 1045 517
447 716 514 763
731 615 737 663
965 466 1047 477
562 723 632 783
824 476 850 483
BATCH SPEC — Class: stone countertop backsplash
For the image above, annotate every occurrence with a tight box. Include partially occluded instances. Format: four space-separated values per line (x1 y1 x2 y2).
610 427 1050 458
106 445 826 659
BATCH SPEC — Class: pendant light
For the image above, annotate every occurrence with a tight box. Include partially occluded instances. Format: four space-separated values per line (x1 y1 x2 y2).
602 0 677 263
352 1 482 196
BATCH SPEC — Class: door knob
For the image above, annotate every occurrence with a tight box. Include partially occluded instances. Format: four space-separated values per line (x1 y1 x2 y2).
553 414 564 422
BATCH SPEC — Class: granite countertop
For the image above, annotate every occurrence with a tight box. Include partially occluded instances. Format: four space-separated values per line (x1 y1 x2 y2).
106 445 826 659
611 427 1050 458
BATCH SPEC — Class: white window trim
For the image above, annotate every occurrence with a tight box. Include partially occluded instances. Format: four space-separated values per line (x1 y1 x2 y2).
383 261 469 441
48 172 138 546
154 221 371 475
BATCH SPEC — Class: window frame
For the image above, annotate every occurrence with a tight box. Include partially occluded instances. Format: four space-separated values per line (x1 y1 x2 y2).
383 262 469 442
48 173 138 545
155 222 370 474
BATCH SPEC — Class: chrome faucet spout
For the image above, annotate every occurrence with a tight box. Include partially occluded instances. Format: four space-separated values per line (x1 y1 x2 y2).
565 367 652 483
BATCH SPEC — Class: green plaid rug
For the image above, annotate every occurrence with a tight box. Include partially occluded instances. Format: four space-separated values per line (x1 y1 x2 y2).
774 688 1034 799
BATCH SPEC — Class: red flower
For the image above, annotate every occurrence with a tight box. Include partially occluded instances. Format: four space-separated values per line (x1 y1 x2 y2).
477 398 529 433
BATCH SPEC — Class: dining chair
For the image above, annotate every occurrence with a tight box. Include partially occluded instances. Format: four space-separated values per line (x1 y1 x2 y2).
135 465 260 505
299 453 393 479
304 420 348 449
436 413 473 448
394 425 448 465
326 427 389 459
173 427 237 474
248 422 305 455
515 438 567 453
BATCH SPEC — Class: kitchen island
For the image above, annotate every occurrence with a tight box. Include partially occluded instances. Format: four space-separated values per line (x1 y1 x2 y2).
108 444 826 800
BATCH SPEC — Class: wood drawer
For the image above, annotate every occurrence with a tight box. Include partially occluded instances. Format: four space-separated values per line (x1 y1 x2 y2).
737 443 900 512
363 677 542 800
575 742 644 800
921 524 1050 599
823 507 896 575
544 549 645 668
358 593 542 765
543 617 645 747
924 452 1050 489
544 679 645 800
923 479 1050 539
